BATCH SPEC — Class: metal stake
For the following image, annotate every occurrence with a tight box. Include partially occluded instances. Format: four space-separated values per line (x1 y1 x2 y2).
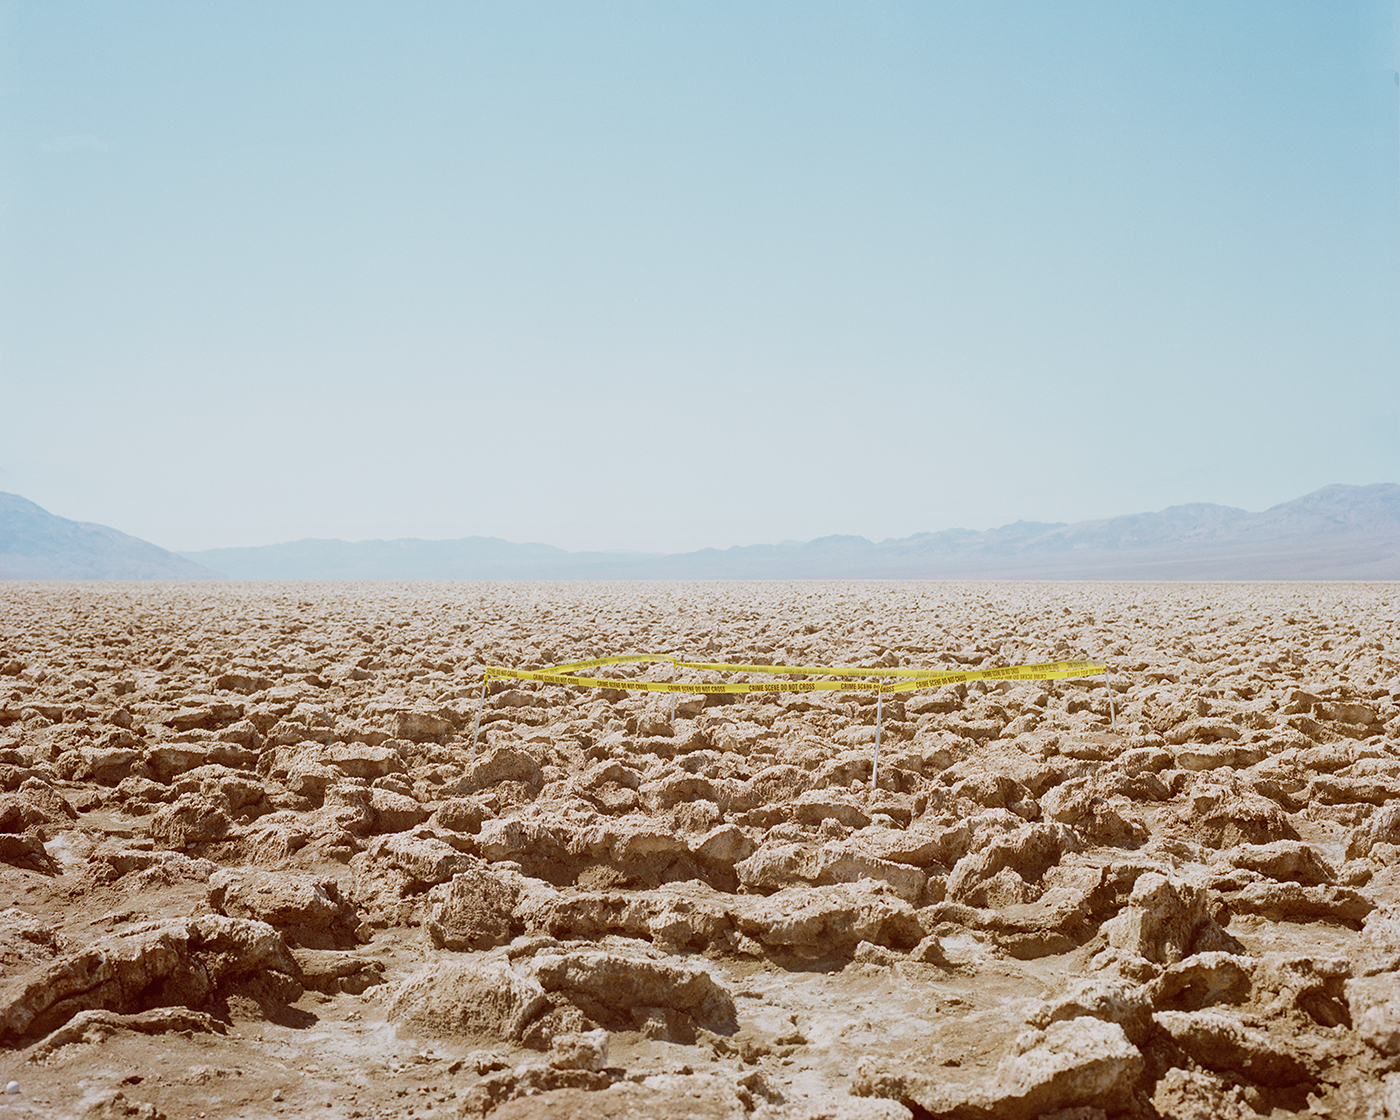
470 677 487 757
1107 668 1117 732
871 690 883 799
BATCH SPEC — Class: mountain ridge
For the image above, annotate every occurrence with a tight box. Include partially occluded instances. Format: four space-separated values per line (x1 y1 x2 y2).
179 483 1399 581
0 493 219 580
2 484 1395 580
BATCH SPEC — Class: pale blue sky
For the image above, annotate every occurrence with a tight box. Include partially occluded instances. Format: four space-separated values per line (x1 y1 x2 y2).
2 2 1397 553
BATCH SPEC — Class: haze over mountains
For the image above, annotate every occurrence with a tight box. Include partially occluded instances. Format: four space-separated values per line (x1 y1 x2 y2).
2 484 1396 581
0 493 218 581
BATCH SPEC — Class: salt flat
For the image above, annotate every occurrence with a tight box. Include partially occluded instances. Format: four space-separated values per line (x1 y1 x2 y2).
0 580 1396 1119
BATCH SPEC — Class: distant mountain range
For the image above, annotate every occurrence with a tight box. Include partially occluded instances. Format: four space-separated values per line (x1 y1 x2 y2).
2 484 1396 581
0 493 218 580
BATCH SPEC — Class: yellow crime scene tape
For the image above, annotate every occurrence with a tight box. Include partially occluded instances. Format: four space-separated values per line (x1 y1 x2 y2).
469 654 1112 776
479 653 1106 695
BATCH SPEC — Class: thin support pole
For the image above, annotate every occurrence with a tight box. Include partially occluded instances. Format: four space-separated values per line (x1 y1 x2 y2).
470 677 488 757
871 690 883 798
669 659 677 724
1107 669 1117 732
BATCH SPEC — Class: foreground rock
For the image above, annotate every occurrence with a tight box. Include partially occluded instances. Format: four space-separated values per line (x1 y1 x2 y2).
854 1016 1143 1120
0 915 299 1041
389 938 737 1048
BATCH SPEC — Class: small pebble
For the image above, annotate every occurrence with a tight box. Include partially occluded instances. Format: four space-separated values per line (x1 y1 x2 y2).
5 1081 19 1094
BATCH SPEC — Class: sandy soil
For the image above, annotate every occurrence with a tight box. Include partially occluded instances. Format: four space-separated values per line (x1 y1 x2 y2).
0 580 1396 1120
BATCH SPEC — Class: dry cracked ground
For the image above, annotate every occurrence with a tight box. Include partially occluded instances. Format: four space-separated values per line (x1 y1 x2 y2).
0 580 1396 1120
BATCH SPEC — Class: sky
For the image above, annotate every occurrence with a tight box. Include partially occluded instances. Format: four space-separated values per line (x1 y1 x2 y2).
1 1 1397 555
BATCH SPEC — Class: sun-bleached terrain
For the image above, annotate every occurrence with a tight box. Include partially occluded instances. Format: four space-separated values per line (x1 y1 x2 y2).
0 580 1397 1120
